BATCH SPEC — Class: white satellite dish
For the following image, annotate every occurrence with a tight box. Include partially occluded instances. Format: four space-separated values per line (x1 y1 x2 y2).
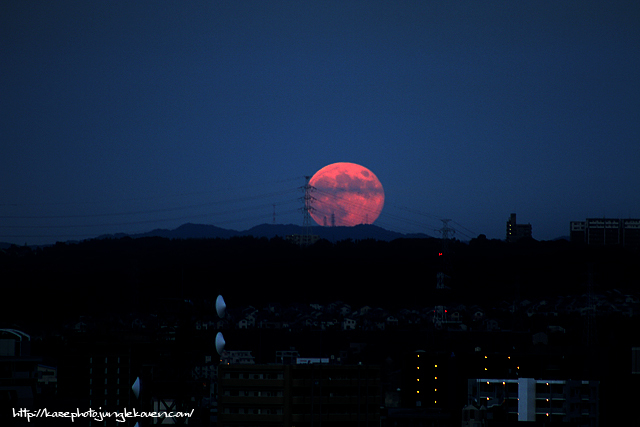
216 295 226 318
132 377 140 399
215 332 226 355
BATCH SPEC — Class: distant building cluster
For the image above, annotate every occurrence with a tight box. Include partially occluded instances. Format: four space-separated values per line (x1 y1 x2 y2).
570 218 640 247
506 213 532 242
285 233 319 246
72 294 640 338
5 287 640 426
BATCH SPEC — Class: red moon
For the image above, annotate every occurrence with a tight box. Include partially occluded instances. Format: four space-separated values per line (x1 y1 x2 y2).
309 162 385 227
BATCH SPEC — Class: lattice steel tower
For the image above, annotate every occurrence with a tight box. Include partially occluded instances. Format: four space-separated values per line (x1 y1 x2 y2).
301 176 315 245
436 219 454 289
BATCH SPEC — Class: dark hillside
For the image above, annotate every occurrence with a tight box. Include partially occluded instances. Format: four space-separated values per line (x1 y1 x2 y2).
1 236 638 330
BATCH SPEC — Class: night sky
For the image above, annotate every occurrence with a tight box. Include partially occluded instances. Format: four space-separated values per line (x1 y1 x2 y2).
2 1 639 246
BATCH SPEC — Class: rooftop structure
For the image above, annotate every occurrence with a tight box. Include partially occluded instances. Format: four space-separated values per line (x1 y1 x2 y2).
570 218 640 247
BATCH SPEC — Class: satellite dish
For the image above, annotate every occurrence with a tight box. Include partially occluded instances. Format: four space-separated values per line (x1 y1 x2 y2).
132 377 140 399
216 295 226 318
215 332 226 355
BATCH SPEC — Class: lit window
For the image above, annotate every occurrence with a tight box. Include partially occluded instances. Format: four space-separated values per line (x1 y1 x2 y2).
434 377 437 380
434 364 437 368
417 390 420 394
417 379 420 381
417 367 420 370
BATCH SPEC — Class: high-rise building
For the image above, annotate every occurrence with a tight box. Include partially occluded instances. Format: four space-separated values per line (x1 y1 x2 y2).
407 350 449 410
57 338 143 425
218 363 380 427
0 329 39 411
394 349 466 426
506 213 532 242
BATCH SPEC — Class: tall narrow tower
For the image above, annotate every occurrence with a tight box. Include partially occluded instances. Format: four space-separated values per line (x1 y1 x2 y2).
434 219 454 328
301 176 315 245
436 219 454 289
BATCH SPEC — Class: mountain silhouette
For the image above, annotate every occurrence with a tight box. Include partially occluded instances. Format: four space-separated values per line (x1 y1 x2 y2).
96 222 431 242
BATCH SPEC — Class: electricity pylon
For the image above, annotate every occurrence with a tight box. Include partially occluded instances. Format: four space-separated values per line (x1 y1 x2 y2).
300 176 315 246
436 219 454 289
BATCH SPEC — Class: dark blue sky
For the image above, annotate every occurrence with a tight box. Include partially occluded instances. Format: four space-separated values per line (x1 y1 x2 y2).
2 1 639 245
